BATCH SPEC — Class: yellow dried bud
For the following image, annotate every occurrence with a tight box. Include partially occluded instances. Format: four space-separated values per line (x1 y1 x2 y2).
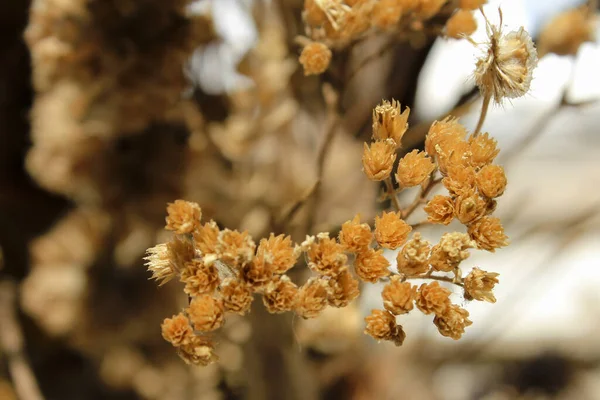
177 335 218 366
296 278 329 319
454 189 487 224
468 216 508 252
243 256 274 289
188 295 225 332
396 233 430 275
221 278 254 315
374 211 412 249
382 276 417 315
166 200 202 234
459 0 486 11
193 220 220 255
217 229 256 267
299 42 332 76
446 10 477 39
538 7 595 57
181 260 220 296
364 309 406 346
424 195 455 225
464 267 499 303
416 281 451 315
307 234 348 276
436 140 472 175
256 233 298 275
433 304 472 339
338 215 372 252
327 269 360 307
354 248 391 283
372 0 403 30
362 139 397 181
469 132 499 168
395 150 435 187
431 232 475 272
476 164 507 198
263 275 298 314
425 116 468 158
372 100 410 147
161 313 193 346
145 237 194 286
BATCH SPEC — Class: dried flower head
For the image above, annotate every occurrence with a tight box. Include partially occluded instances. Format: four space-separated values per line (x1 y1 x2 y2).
181 260 220 296
429 232 475 272
424 195 455 225
327 269 360 307
446 10 477 39
303 0 329 26
416 281 451 315
362 139 397 181
145 237 194 286
396 150 436 187
396 233 431 275
374 211 412 249
256 234 298 275
476 164 507 198
414 0 446 19
177 336 218 366
382 276 417 315
299 42 332 75
188 295 225 332
469 132 499 168
243 256 274 289
433 304 472 339
221 278 254 315
166 200 202 234
454 189 487 224
355 248 391 283
338 215 372 252
161 313 193 346
474 12 538 103
307 234 348 276
364 309 405 346
194 220 220 256
460 0 486 11
436 140 472 174
372 99 410 146
464 267 500 302
217 229 256 267
372 0 403 30
538 6 595 57
296 278 329 319
425 116 468 158
263 276 299 314
468 216 509 252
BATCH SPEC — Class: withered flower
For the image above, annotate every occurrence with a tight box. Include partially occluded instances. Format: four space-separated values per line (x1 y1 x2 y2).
443 165 476 196
256 233 298 275
364 309 405 346
396 233 431 276
464 267 500 303
395 150 435 187
145 237 194 286
217 229 256 267
424 195 455 225
425 116 468 158
327 269 360 307
416 281 451 315
177 336 218 366
429 232 475 272
538 6 595 57
446 10 477 39
468 216 509 252
193 220 220 256
296 278 329 319
221 278 254 315
161 313 193 346
181 260 220 296
382 276 417 315
454 189 487 224
362 139 397 181
188 295 225 332
165 200 202 234
476 164 507 198
263 276 298 314
299 42 332 75
469 132 499 168
306 234 348 276
372 99 409 146
374 211 412 249
338 214 372 253
354 248 390 283
434 304 472 340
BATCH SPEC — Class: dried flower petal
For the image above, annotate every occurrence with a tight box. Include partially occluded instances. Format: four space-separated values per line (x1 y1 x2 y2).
362 139 397 181
476 164 507 198
433 304 472 339
382 276 417 315
454 190 487 224
217 229 256 268
306 234 348 276
193 220 220 255
338 215 372 252
374 211 412 249
469 132 499 168
188 295 225 332
221 278 254 315
468 216 509 252
464 267 500 302
327 269 360 307
263 275 299 314
425 116 468 158
256 233 298 275
395 150 435 187
165 200 202 234
354 248 390 283
181 260 220 296
161 313 193 346
443 165 476 196
416 281 451 315
372 100 410 146
145 237 194 286
424 195 455 225
296 278 329 319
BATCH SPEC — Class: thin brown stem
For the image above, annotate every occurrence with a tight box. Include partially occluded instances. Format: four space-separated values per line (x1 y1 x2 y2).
410 219 431 229
400 272 464 288
384 178 402 212
473 93 491 137
401 176 442 219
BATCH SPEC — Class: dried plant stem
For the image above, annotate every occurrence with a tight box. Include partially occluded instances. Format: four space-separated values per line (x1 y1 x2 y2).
384 178 402 211
410 219 431 229
473 93 491 137
396 272 464 288
0 280 44 400
402 176 441 219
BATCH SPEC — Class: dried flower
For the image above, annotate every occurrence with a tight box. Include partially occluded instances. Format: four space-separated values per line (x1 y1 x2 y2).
177 336 218 366
188 295 225 332
433 304 472 339
436 140 472 174
161 313 193 346
476 164 506 198
396 233 431 276
145 237 194 286
464 267 500 302
243 256 274 289
299 42 332 75
221 278 253 315
307 234 348 276
468 216 508 251
538 6 595 57
303 0 329 26
165 200 201 234
296 278 329 319
424 195 455 225
256 234 298 275
372 0 403 30
355 248 391 283
429 232 475 272
414 0 446 19
382 276 417 315
362 139 397 181
416 281 451 315
459 0 486 11
338 215 372 252
446 10 477 39
181 260 220 296
396 150 435 187
374 211 412 249
194 220 220 256
454 189 487 224
327 269 360 307
372 100 410 146
263 276 298 313
469 132 499 168
425 116 468 158
364 309 405 346
217 229 256 267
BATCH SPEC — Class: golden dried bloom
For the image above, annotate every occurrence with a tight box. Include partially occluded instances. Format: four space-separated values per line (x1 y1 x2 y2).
303 0 329 26
161 313 193 346
425 116 468 158
220 278 254 315
145 237 194 286
424 195 455 225
454 190 487 224
382 276 417 315
256 234 298 275
433 304 472 339
416 281 451 315
476 164 507 198
436 140 472 174
165 200 201 234
372 0 403 30
307 234 348 276
337 3 372 39
459 0 486 11
364 309 405 346
469 132 499 168
429 232 475 272
177 335 218 366
474 19 538 103
464 267 500 303
243 256 274 289
372 100 410 146
446 10 477 39
338 215 372 252
296 278 329 319
374 211 412 249
414 0 446 19
443 165 477 196
193 220 220 255
263 275 299 314
188 295 225 332
217 229 256 267
299 42 332 75
362 139 397 181
327 269 360 307
355 248 391 283
396 233 431 276
538 6 595 57
181 260 220 296
396 150 435 187
468 216 509 252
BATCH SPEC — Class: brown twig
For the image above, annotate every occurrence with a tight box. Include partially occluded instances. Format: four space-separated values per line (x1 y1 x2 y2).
401 176 442 219
384 178 402 212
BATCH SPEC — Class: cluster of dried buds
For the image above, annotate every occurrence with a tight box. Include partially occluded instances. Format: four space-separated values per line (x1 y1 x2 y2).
298 0 487 75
